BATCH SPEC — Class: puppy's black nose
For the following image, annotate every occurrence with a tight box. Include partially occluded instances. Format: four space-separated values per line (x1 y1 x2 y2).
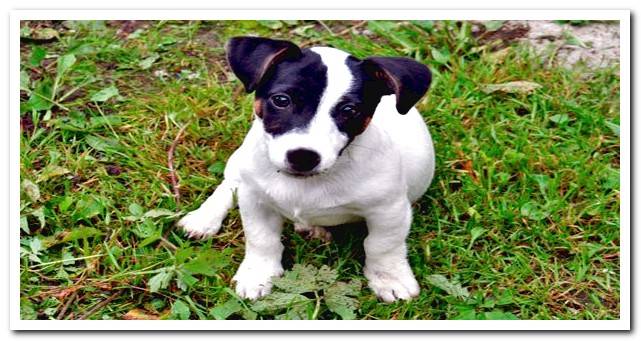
286 148 321 173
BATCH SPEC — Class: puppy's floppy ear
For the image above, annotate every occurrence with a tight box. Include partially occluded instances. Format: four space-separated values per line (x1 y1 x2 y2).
363 57 431 114
226 36 302 93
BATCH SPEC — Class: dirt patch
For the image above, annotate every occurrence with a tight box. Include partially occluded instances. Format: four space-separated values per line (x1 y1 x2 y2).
474 21 530 49
194 25 223 50
106 20 152 39
520 20 619 68
474 20 620 69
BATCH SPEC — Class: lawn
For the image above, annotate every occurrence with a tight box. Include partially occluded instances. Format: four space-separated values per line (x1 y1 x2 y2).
19 20 620 320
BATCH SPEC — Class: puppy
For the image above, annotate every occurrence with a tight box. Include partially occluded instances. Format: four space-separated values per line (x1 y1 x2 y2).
178 36 435 303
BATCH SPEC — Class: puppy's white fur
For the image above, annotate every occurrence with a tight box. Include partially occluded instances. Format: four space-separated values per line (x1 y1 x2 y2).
179 47 435 302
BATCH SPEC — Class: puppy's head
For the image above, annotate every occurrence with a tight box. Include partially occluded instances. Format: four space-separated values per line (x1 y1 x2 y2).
226 36 431 177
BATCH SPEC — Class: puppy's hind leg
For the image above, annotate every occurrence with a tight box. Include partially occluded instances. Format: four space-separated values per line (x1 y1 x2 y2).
178 179 238 239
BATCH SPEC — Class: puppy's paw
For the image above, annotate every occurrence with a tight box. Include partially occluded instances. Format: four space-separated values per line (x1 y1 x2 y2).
364 266 420 303
177 210 222 239
232 259 283 300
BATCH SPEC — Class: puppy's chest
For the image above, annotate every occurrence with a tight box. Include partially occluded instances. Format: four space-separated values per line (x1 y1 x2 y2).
258 178 362 226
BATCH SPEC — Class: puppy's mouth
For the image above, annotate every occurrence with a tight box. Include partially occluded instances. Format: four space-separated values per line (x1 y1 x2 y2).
278 169 320 178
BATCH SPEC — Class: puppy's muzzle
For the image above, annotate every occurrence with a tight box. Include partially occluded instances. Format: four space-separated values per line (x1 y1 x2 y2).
286 148 321 176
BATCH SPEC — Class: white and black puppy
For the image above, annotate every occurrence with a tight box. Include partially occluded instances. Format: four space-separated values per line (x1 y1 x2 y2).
178 36 435 303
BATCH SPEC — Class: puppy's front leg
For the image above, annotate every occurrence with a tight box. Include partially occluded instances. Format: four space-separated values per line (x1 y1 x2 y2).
363 199 420 303
178 179 237 238
232 186 284 300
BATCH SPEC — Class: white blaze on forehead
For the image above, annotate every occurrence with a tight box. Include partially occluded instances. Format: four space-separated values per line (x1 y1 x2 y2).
310 47 354 118
267 47 354 172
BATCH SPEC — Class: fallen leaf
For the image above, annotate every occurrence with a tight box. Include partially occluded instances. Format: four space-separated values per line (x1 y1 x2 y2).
21 179 41 202
411 20 434 32
251 292 311 314
482 81 542 94
56 54 76 79
209 299 243 320
483 20 505 32
170 300 190 320
148 268 174 293
272 264 337 294
426 274 469 299
182 249 230 276
461 160 478 182
143 208 178 218
20 70 30 90
37 165 70 182
21 27 60 41
257 20 284 30
31 206 46 228
468 227 487 249
325 279 361 320
54 286 79 300
431 47 451 65
72 198 105 221
61 226 104 243
520 202 550 220
85 135 120 152
549 113 570 124
123 308 159 320
138 53 160 70
90 85 120 102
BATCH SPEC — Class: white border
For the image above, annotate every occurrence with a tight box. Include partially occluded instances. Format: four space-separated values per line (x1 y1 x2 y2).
10 9 630 331
7 9 633 20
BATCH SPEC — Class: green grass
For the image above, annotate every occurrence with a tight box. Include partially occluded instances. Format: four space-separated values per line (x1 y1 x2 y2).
19 20 620 320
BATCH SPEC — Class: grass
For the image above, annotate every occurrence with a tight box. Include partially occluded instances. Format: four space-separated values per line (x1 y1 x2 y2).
19 20 620 320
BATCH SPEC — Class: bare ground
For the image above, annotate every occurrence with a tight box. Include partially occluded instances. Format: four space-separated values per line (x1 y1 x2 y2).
473 20 620 69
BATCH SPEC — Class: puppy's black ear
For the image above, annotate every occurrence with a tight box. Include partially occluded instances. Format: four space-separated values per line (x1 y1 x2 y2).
226 36 302 93
363 57 431 114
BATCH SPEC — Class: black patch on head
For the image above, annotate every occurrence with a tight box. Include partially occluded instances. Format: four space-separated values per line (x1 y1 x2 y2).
226 37 328 137
254 49 327 136
331 55 432 142
362 57 432 115
330 56 390 140
226 37 302 93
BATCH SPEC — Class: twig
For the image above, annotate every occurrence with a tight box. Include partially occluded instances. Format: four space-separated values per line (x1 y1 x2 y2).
311 291 322 320
56 291 78 320
158 235 178 251
161 123 190 251
76 290 122 320
316 20 336 36
336 20 367 36
30 253 105 269
167 123 189 208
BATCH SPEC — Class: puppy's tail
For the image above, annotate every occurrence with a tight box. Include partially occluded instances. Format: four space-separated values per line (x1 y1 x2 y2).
178 179 239 238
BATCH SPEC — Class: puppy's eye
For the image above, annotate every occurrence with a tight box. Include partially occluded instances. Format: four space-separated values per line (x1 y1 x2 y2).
340 104 358 116
270 94 291 108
